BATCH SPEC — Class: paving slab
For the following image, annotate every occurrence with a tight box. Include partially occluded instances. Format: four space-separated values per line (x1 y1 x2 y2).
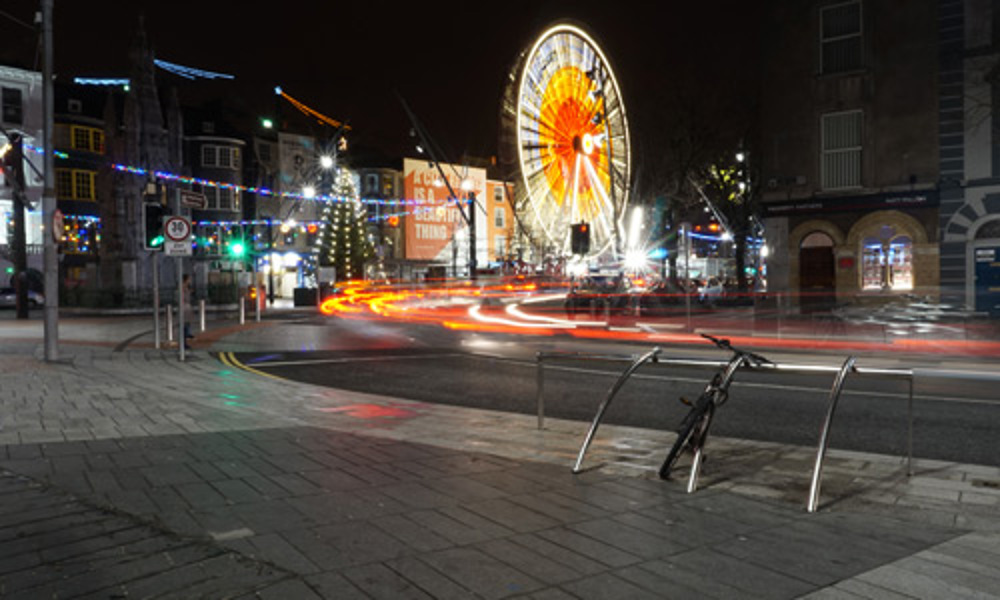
1 318 998 597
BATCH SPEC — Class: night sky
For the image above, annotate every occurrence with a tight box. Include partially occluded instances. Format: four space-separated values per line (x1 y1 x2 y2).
3 1 757 174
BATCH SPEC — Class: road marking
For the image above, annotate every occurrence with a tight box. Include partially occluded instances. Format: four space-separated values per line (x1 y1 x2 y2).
240 353 464 369
220 350 999 408
219 352 290 382
487 357 1000 406
114 329 152 352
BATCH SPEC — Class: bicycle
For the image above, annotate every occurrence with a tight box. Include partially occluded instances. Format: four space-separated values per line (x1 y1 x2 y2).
659 333 772 481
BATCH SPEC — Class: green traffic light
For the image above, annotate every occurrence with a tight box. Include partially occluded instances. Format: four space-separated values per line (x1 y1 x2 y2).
229 241 245 257
150 235 164 247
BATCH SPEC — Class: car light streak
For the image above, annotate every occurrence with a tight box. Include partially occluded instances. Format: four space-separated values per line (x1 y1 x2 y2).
315 280 1000 357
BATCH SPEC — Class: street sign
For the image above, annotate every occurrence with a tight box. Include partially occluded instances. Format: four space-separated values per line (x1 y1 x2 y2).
164 216 192 257
180 190 207 209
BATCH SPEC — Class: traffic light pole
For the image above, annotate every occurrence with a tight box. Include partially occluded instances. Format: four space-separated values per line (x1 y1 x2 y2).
41 0 59 361
152 253 161 348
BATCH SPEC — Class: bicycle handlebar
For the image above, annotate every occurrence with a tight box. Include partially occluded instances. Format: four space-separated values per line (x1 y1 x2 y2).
700 333 772 366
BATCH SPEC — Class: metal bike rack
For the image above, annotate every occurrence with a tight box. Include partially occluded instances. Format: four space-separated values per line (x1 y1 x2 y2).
807 361 917 512
535 347 933 511
571 348 662 473
807 356 857 513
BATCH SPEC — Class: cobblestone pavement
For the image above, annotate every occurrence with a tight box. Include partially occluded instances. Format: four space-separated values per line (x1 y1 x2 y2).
0 315 998 598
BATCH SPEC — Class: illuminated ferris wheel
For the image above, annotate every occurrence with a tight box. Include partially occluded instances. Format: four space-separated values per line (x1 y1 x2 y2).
508 23 631 258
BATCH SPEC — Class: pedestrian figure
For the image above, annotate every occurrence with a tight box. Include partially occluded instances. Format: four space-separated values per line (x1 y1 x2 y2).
182 274 194 349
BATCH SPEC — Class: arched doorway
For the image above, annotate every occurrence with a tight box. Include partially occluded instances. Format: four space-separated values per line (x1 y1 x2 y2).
799 231 835 313
973 218 1000 314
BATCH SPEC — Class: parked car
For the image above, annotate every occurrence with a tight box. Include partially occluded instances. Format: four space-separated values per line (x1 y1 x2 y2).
0 287 44 308
698 277 725 305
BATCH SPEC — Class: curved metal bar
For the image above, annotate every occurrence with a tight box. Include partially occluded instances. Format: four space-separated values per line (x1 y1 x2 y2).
572 347 662 473
807 356 857 513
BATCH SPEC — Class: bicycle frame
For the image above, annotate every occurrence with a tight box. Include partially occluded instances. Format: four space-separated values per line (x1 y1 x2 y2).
660 334 768 491
682 353 751 491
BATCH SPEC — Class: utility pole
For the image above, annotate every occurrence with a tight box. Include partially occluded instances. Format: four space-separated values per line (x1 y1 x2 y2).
398 95 479 281
42 0 59 361
467 191 477 279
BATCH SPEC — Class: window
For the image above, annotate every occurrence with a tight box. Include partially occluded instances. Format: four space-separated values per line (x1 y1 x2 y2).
1 87 23 125
74 171 94 200
494 186 504 203
258 141 272 163
821 110 862 189
55 168 96 201
861 226 912 291
201 144 239 169
494 206 506 228
365 174 379 195
70 126 104 153
56 170 73 199
205 186 240 211
821 1 862 74
494 235 507 257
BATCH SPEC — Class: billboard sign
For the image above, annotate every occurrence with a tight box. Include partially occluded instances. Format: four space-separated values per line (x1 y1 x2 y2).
403 158 486 262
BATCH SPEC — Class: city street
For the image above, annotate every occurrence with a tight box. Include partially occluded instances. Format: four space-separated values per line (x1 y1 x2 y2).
1 304 998 598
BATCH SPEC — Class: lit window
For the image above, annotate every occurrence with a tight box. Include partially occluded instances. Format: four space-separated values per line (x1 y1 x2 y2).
821 1 863 74
861 231 912 291
55 169 95 200
56 170 74 199
72 127 90 151
74 171 94 200
821 110 862 190
68 126 104 153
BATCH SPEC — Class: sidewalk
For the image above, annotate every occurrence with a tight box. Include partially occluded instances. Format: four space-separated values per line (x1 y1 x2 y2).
0 312 998 598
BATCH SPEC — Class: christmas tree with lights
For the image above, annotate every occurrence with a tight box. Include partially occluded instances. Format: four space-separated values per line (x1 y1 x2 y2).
315 169 375 282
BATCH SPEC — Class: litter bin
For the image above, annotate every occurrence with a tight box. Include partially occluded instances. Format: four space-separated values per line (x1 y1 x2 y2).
293 287 318 307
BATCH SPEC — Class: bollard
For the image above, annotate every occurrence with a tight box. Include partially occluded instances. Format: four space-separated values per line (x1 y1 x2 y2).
166 304 174 342
255 285 261 322
199 299 206 332
239 296 245 325
536 354 545 430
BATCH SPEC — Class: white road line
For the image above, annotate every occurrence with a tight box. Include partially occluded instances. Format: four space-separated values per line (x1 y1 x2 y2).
488 358 1000 406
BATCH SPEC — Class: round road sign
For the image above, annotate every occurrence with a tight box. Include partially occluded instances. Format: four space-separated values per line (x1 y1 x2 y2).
164 216 191 242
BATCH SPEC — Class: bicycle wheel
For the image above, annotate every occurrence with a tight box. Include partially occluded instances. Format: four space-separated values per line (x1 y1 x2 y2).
659 396 713 479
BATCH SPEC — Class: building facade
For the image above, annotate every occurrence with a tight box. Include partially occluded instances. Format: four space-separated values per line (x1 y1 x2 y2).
0 65 44 282
485 179 516 265
758 0 941 310
940 0 1000 313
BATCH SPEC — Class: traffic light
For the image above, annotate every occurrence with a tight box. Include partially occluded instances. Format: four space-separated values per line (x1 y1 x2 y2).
571 222 590 255
228 240 246 258
143 203 165 249
2 133 25 190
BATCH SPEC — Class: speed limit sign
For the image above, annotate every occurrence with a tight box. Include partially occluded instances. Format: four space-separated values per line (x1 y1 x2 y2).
164 216 192 256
